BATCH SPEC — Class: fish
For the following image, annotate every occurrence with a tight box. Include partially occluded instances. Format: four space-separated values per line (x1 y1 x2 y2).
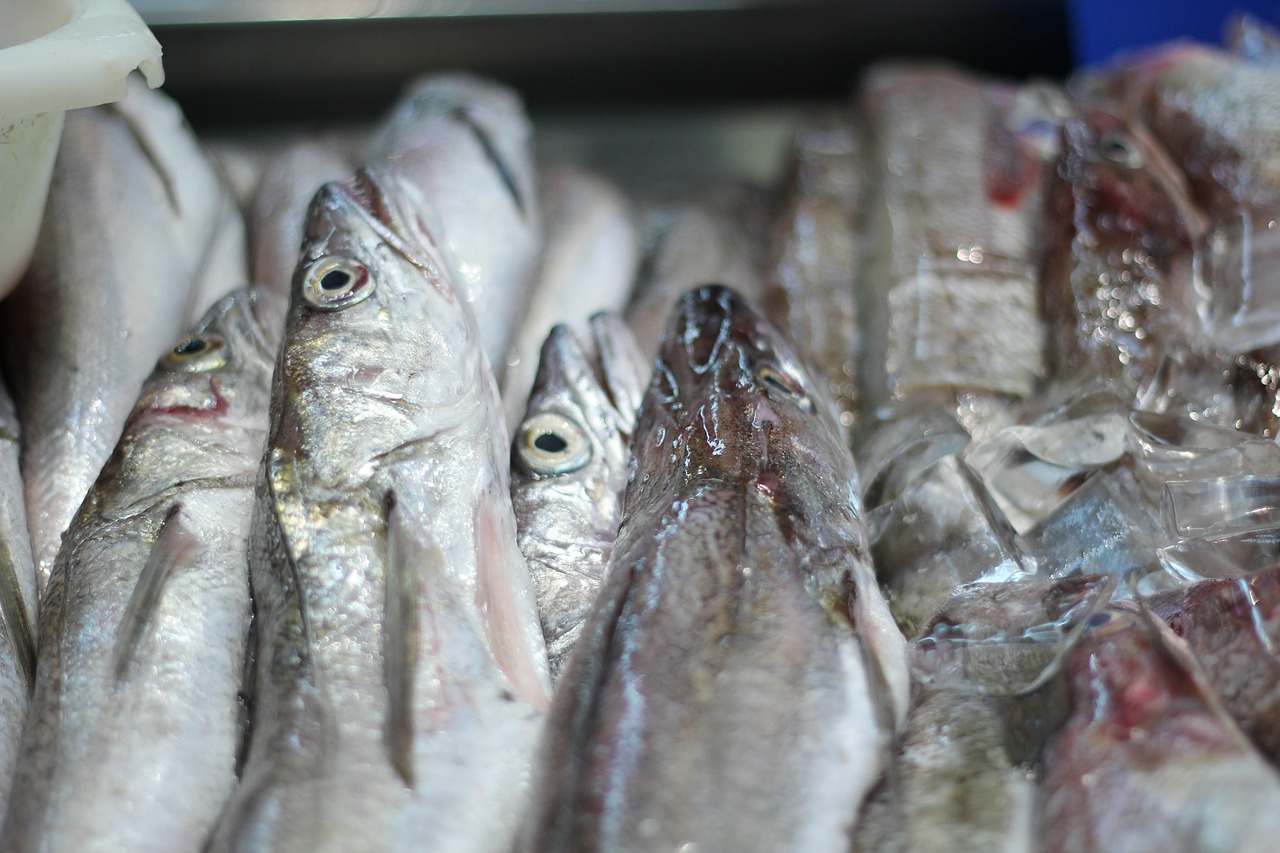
499 167 640 431
625 185 768 358
509 315 648 683
0 78 248 592
210 168 548 853
1039 602 1280 852
0 288 273 851
519 285 908 853
1146 567 1280 762
367 73 541 371
762 111 864 433
0 380 35 823
1039 104 1208 390
857 65 1059 413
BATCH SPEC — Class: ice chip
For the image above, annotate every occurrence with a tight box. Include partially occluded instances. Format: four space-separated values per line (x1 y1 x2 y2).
1162 474 1280 537
1159 525 1280 584
1127 410 1280 504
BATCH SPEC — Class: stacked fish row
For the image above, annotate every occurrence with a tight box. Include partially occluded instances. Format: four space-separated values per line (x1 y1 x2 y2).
1 20 1280 853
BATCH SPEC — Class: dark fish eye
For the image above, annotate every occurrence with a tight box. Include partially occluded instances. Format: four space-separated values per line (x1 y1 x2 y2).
1084 611 1112 629
162 333 227 373
1096 131 1144 169
757 366 811 410
301 256 374 311
515 412 591 476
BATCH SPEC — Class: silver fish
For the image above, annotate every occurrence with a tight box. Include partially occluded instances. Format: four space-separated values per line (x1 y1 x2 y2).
520 285 908 853
0 380 35 823
0 79 248 591
509 314 647 683
625 184 769 359
1 288 273 851
211 169 548 853
368 73 541 370
500 167 639 431
762 111 864 433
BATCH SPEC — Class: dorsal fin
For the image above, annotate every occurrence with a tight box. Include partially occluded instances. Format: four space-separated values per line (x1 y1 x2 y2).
449 107 527 218
0 540 35 692
383 491 420 789
113 504 204 681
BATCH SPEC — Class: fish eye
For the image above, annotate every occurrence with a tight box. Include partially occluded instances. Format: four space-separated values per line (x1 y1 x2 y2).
756 366 811 410
515 411 591 476
300 256 375 311
1096 132 1143 169
162 333 227 373
1084 611 1112 629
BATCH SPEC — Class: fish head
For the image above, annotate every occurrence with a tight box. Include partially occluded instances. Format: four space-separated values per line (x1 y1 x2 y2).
1061 106 1208 249
633 284 853 517
274 168 484 482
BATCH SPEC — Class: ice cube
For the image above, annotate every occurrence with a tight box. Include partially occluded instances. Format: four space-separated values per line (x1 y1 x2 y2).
1162 474 1280 537
1127 410 1280 504
1159 525 1280 583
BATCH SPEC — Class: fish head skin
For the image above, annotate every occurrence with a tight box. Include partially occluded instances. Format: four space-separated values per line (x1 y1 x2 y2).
273 167 483 488
1061 106 1207 250
633 284 857 533
587 312 650 429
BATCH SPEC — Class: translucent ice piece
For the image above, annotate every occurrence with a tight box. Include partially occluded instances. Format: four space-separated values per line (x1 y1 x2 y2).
856 402 970 509
869 453 1030 636
1202 210 1280 352
1162 475 1280 537
1126 410 1280 505
964 412 1129 534
1022 468 1165 590
1136 347 1280 437
1158 525 1280 583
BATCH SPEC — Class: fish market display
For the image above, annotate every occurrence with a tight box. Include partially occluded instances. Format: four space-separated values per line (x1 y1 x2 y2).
0 79 247 593
368 73 541 372
509 315 647 682
212 170 548 853
7 24 1280 850
2 289 273 851
500 168 639 430
519 286 908 853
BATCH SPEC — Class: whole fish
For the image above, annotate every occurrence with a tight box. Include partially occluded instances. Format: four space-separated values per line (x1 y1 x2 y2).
368 73 541 370
509 315 648 682
0 380 35 823
1039 603 1280 852
1147 567 1280 761
1 289 273 851
211 169 548 853
500 167 639 431
1040 104 1207 390
625 185 768 358
0 79 247 591
519 285 909 853
762 111 864 432
857 65 1060 413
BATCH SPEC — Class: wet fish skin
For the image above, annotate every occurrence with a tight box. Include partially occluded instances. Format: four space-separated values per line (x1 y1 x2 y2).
1 288 273 852
0 380 35 824
0 80 248 592
509 315 647 683
1146 567 1280 761
1039 602 1280 853
211 169 548 853
520 285 908 853
500 167 639 430
1040 105 1207 389
369 73 541 370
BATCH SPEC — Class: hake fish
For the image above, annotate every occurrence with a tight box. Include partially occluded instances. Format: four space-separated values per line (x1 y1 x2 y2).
520 285 908 853
1 289 273 852
368 73 541 370
509 315 648 683
0 79 248 592
211 169 548 853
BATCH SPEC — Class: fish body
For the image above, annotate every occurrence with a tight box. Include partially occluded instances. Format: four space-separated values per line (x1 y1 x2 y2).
211 170 548 853
368 73 541 369
0 80 247 590
520 285 908 853
762 112 864 432
510 315 647 682
1 289 272 851
0 381 34 822
1039 603 1280 852
500 168 639 430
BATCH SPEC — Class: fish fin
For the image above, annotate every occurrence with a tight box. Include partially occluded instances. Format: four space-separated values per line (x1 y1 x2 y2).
114 504 204 681
449 108 527 218
235 596 259 779
383 491 419 789
0 541 36 692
